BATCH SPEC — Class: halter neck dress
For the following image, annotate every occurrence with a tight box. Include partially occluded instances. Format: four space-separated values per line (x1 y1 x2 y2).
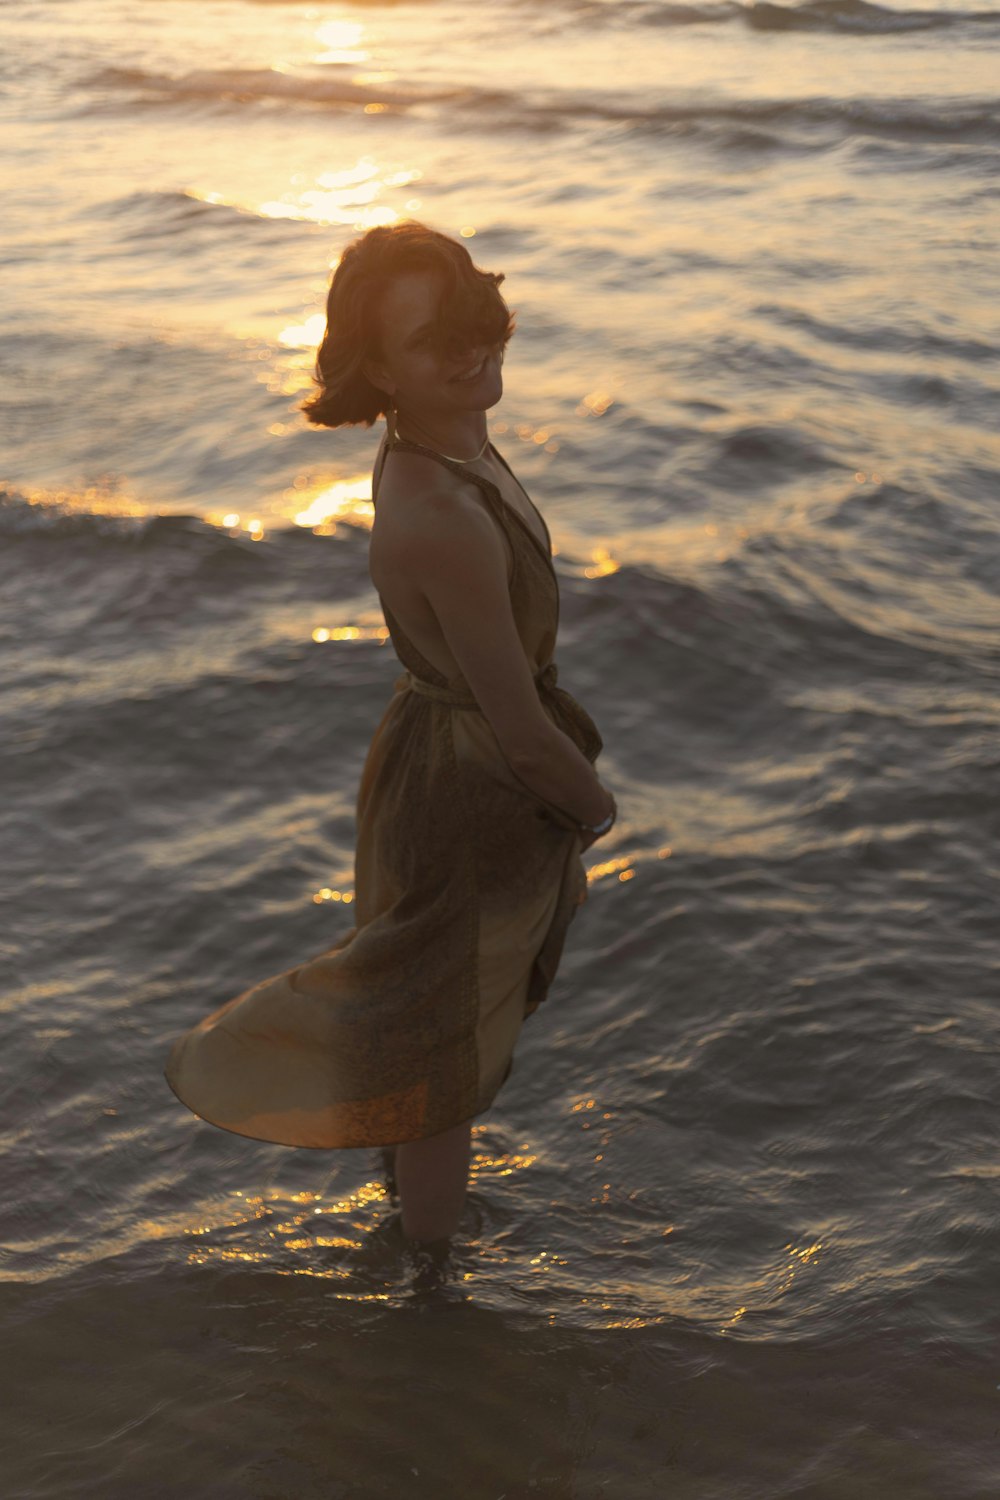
163 429 605 1149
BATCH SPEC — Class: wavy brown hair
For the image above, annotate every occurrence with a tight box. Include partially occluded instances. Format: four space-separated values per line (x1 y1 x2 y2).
299 220 517 430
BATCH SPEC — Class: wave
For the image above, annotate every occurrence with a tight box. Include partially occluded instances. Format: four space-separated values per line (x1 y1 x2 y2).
164 0 1000 39
78 63 470 117
93 187 305 241
0 487 223 543
74 62 1000 149
0 489 365 591
735 0 1000 36
562 0 1000 36
5 466 997 699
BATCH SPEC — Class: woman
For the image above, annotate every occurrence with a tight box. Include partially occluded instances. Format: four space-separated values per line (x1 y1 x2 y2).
163 221 617 1254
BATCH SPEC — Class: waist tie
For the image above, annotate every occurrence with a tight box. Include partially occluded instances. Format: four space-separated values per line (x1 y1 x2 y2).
395 659 558 710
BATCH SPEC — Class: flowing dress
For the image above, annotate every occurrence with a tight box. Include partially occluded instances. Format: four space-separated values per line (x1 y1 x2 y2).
163 435 604 1148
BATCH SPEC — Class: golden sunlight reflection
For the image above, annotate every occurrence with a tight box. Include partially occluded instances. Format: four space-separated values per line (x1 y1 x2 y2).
509 420 560 455
186 1247 270 1266
258 188 388 228
721 1305 748 1333
312 625 389 643
283 473 374 531
287 1235 362 1251
274 364 316 398
470 1149 537 1180
577 389 615 417
586 853 636 885
776 1239 823 1296
312 18 369 64
216 511 266 541
603 1315 666 1329
313 886 355 904
19 484 146 521
310 624 370 642
194 159 421 231
584 546 619 579
278 312 326 350
710 1240 825 1323
319 1181 387 1216
179 1180 397 1272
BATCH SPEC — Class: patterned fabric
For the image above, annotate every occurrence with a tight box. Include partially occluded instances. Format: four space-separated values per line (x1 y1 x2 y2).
162 432 604 1148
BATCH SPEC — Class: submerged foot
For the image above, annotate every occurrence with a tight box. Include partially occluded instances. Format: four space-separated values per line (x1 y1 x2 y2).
404 1232 453 1293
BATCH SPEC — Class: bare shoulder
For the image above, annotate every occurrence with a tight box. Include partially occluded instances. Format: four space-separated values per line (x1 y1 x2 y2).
369 438 511 610
379 441 474 506
375 442 497 549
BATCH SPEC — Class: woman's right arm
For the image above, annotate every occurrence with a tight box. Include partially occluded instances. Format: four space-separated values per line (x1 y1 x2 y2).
405 485 616 837
506 723 616 836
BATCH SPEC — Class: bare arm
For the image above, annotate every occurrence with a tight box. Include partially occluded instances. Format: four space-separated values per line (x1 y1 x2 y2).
406 484 615 835
507 720 615 840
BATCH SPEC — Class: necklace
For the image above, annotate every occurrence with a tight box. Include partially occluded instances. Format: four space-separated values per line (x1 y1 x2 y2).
387 403 489 463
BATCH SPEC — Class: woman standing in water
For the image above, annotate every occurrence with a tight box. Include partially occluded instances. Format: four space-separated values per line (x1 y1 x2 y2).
163 220 616 1261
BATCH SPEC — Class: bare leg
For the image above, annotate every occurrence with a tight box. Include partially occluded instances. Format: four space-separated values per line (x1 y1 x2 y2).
394 1116 473 1243
377 1145 398 1202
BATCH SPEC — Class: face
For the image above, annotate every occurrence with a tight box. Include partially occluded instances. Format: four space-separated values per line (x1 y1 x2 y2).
362 267 503 414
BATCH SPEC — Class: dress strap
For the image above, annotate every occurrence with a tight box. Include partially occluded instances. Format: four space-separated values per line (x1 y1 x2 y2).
385 428 488 486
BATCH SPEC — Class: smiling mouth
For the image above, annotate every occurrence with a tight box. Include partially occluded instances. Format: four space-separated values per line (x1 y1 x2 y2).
450 356 487 383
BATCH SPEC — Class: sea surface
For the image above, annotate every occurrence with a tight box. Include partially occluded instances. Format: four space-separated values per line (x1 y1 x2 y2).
2 0 999 1495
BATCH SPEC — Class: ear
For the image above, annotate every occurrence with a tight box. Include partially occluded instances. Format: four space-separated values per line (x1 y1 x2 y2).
361 358 394 397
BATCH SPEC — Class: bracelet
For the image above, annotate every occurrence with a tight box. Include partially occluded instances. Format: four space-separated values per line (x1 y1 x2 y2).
581 797 617 836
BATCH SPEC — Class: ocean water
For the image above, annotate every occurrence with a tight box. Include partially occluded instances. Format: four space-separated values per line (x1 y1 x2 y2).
2 0 999 1494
